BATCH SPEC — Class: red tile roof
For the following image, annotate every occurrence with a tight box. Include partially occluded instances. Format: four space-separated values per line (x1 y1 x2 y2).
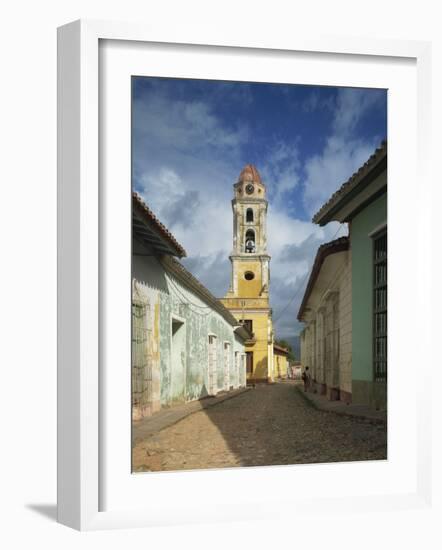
238 164 262 184
273 343 289 355
132 192 187 258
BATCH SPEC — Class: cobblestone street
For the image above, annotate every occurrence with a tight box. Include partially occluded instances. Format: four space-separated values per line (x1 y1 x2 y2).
132 382 387 472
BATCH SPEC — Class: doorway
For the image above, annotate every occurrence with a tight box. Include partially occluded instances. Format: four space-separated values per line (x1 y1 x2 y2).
223 342 231 391
171 317 186 403
246 351 253 376
208 335 217 396
234 351 240 388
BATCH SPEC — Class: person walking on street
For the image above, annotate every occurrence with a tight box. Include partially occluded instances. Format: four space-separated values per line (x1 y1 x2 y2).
302 366 310 392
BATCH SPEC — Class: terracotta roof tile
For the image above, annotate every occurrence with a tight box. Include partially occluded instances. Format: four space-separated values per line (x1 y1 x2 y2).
238 164 262 184
132 192 186 258
273 343 289 355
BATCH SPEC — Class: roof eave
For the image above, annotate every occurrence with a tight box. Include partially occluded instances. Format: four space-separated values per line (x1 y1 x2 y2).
273 344 289 355
133 217 182 257
312 142 387 226
132 193 187 258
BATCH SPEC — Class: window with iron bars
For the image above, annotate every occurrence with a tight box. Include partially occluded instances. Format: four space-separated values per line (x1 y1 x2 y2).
373 229 387 382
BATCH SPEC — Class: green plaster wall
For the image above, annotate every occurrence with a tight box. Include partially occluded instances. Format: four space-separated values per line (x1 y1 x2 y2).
159 274 238 406
208 315 234 393
133 243 245 416
351 192 387 383
159 294 172 405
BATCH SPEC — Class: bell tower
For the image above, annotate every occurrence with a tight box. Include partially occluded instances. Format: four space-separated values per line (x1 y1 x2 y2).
221 164 274 383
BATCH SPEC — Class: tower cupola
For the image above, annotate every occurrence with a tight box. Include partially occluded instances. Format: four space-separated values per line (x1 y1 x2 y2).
235 164 266 199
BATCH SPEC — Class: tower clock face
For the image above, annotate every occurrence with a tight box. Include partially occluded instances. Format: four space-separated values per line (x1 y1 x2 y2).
245 183 254 195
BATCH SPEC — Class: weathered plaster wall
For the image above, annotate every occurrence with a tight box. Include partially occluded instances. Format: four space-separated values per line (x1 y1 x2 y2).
160 270 243 404
131 245 166 420
300 329 306 368
274 353 288 378
132 238 246 419
233 334 247 388
299 252 351 399
246 312 271 380
303 321 316 374
131 280 161 420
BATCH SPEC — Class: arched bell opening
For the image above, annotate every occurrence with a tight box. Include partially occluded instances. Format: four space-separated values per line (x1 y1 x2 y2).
245 229 256 253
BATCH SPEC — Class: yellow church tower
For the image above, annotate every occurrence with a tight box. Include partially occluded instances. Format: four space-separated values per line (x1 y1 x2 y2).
220 164 274 383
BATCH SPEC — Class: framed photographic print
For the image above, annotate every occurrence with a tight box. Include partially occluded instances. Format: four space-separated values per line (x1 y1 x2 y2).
57 19 432 530
130 77 388 475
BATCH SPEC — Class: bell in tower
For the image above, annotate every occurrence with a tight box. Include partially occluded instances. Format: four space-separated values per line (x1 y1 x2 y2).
245 229 256 253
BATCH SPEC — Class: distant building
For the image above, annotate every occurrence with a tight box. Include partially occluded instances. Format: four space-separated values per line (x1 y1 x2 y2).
132 193 249 420
288 361 302 380
220 165 275 384
299 141 387 409
273 344 289 379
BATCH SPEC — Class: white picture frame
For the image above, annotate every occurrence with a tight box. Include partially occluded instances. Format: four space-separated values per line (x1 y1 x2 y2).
57 19 433 531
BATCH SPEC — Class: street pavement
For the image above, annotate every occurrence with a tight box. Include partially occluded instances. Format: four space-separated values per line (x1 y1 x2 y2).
132 381 387 472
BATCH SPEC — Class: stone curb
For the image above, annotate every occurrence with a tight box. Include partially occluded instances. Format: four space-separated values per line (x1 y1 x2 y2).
295 385 387 424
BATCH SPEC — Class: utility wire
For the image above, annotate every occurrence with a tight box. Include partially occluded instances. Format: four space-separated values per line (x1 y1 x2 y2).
167 274 212 309
166 273 214 317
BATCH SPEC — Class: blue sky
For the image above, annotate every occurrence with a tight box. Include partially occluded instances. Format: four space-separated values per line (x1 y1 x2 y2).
132 77 387 342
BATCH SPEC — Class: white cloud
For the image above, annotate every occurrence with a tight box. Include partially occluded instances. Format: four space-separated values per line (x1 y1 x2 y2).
133 94 248 154
277 87 385 336
133 81 382 343
332 87 385 136
303 136 378 216
302 87 385 217
134 86 243 298
268 210 321 281
133 85 247 233
261 140 301 209
301 90 335 113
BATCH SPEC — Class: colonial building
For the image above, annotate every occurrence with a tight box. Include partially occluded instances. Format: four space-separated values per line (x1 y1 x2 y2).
273 344 289 379
298 141 387 410
298 237 352 402
288 361 302 380
220 164 274 383
132 193 249 420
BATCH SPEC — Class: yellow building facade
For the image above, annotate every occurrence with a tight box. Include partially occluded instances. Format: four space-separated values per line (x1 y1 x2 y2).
274 344 289 379
220 165 274 383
